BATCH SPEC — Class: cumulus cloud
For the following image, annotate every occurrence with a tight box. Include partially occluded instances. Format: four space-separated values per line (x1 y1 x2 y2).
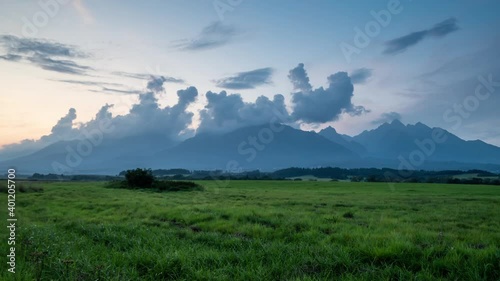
0 139 44 160
0 62 371 159
147 76 168 92
350 68 373 84
383 18 459 55
0 108 80 160
0 77 198 159
198 91 291 134
288 63 312 92
0 34 91 75
214 67 274 89
50 108 78 137
371 112 402 125
290 64 368 123
86 79 198 139
173 22 239 51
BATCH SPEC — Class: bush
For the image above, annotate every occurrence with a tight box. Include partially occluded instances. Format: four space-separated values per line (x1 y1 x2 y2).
107 168 203 192
154 181 203 192
124 168 154 188
105 180 203 192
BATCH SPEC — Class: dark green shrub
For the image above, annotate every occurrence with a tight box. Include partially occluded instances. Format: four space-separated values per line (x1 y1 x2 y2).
125 168 154 188
106 174 203 192
153 181 203 192
343 212 354 219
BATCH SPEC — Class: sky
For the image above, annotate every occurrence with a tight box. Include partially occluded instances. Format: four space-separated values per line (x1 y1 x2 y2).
1 0 499 156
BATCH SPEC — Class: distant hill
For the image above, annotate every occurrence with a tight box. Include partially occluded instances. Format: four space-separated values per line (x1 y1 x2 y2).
318 126 367 155
0 134 176 174
1 121 500 174
353 120 500 165
151 124 359 170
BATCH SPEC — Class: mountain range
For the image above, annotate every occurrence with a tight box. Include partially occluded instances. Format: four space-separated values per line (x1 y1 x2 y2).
1 120 500 174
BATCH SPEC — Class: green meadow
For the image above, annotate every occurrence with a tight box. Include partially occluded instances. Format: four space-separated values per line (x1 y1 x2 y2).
1 181 499 280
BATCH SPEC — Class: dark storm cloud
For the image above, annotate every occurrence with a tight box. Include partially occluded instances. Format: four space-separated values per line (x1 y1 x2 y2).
214 67 274 89
371 112 402 125
290 64 368 123
350 68 373 84
173 22 239 51
383 18 459 55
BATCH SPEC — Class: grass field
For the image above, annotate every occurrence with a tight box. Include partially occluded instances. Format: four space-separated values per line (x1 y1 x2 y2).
1 181 499 280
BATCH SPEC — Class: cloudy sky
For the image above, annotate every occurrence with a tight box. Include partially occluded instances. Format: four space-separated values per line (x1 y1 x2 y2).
1 0 499 155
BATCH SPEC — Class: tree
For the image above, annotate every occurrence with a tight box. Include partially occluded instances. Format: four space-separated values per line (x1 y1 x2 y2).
125 168 154 188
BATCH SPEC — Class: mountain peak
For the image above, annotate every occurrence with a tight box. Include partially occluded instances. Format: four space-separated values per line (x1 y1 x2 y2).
414 122 430 130
377 119 405 131
390 119 405 127
320 126 337 134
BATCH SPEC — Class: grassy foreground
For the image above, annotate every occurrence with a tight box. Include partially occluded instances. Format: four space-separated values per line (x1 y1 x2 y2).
1 181 499 280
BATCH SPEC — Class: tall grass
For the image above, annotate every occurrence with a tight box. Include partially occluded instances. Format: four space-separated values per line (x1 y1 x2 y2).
0 181 498 280
0 182 43 193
